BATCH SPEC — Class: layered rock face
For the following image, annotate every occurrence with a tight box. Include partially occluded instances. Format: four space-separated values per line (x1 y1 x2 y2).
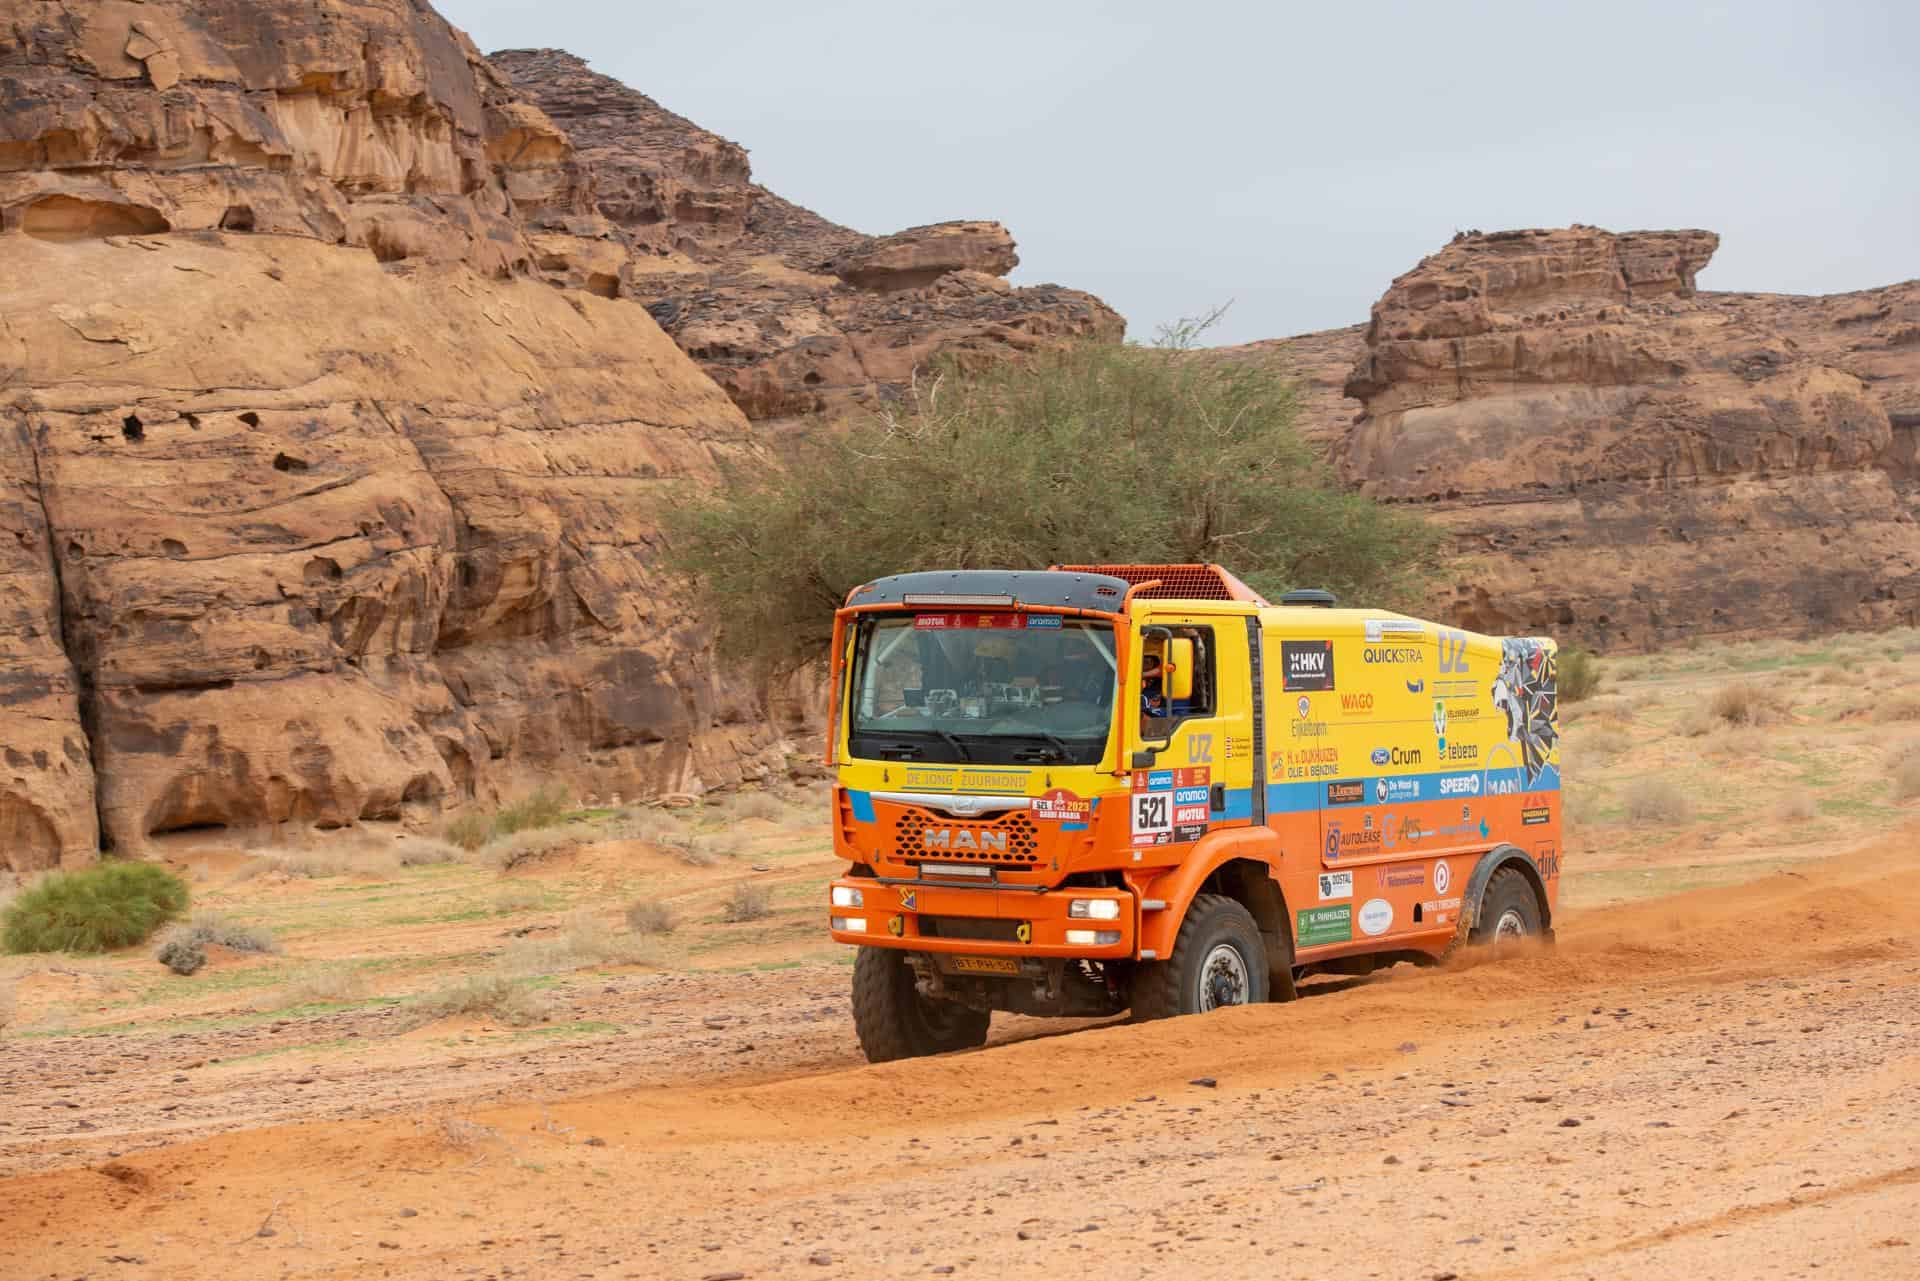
1256 227 1919 650
0 2 784 870
489 49 1123 425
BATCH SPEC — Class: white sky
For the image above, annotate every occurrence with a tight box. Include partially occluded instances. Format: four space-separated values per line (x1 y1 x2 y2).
441 0 1919 346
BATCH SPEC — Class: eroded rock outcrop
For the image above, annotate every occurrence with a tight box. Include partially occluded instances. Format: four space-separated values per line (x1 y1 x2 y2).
489 49 1123 425
0 1 778 869
1250 227 1920 650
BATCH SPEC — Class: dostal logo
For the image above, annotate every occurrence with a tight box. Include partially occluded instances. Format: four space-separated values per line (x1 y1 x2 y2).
1318 871 1353 901
921 828 1009 853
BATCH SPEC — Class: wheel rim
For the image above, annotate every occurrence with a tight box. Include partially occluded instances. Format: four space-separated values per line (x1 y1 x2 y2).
1494 908 1528 942
1198 942 1250 1012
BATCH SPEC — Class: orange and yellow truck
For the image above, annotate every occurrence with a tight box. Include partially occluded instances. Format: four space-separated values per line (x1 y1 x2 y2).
824 564 1561 1061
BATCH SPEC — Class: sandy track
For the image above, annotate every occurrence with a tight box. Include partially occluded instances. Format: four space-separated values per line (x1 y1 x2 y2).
5 828 1920 1280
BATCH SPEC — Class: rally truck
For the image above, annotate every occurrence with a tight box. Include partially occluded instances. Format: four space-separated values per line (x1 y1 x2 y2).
823 564 1561 1062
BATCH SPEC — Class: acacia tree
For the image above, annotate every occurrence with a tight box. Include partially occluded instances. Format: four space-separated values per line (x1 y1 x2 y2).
665 324 1438 673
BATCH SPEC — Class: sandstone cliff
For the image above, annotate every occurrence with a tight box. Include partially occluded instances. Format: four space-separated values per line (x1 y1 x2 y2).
488 49 1124 426
0 1 762 871
1249 227 1919 651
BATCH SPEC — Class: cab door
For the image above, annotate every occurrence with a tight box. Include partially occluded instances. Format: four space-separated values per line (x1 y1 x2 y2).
1125 609 1257 851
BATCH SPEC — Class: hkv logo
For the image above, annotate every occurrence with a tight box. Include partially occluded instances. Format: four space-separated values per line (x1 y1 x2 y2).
1438 629 1470 674
1187 734 1214 764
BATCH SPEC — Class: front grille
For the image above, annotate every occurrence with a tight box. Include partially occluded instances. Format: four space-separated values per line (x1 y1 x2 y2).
920 916 1025 942
894 809 1041 866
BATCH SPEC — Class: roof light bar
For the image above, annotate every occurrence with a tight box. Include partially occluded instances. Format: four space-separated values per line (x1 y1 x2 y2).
901 593 1017 607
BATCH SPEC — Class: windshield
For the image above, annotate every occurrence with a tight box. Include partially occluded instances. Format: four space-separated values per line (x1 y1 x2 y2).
848 613 1117 766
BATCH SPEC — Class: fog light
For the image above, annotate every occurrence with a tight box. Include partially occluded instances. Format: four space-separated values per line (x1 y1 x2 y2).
830 916 867 933
1065 928 1122 947
1069 898 1122 920
831 886 864 908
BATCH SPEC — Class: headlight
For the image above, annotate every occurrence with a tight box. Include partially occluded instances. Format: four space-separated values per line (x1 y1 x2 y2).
831 886 864 908
1065 929 1122 947
830 916 867 933
1069 898 1122 920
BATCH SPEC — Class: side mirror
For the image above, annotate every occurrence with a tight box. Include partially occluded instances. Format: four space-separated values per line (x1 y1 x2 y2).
1130 749 1159 769
1165 638 1194 702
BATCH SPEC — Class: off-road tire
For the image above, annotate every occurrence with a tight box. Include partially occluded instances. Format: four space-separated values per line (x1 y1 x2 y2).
851 946 991 1063
1470 866 1543 945
1130 894 1270 1020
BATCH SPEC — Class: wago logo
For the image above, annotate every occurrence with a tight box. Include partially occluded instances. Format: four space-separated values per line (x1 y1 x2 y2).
1340 692 1373 713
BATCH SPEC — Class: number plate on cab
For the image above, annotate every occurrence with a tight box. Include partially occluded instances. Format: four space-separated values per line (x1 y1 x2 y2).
949 955 1021 976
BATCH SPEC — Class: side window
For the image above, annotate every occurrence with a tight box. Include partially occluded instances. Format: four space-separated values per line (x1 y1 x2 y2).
1140 625 1217 732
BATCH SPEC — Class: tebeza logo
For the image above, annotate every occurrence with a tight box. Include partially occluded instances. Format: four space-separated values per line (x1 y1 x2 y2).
1282 641 1335 692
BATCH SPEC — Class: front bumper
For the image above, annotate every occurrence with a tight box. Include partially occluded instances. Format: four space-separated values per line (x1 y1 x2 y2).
826 878 1135 959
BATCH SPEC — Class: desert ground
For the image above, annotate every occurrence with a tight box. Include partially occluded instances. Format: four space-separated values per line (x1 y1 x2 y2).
4 631 1920 1281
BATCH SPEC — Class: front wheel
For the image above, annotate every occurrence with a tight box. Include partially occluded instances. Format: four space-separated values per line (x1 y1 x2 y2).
1130 894 1270 1020
851 947 990 1063
1470 866 1543 946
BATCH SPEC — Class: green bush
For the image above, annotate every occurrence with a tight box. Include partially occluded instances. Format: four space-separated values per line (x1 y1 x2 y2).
3 862 189 955
665 320 1439 672
489 784 570 838
1557 647 1602 704
442 812 492 852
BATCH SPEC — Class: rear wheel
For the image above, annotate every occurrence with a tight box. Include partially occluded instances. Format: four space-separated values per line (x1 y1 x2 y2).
851 946 990 1063
1131 894 1270 1020
1470 866 1542 946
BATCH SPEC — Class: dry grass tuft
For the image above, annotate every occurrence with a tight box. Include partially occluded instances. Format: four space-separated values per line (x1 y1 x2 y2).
158 911 281 955
1624 776 1692 825
722 791 788 823
409 973 551 1026
498 914 654 977
437 1115 502 1150
1707 682 1791 728
486 828 577 872
1774 790 1818 821
679 835 727 868
625 900 676 935
280 968 368 1006
442 812 491 852
1872 694 1920 724
722 882 773 923
492 885 543 915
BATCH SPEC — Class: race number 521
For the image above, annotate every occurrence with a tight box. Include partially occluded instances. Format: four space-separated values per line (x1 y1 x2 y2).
1133 791 1171 840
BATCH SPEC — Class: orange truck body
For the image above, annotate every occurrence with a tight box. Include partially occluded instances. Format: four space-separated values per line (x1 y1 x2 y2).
825 565 1561 1019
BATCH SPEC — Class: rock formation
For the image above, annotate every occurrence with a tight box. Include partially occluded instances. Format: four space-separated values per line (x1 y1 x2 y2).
488 49 1123 426
1249 227 1919 650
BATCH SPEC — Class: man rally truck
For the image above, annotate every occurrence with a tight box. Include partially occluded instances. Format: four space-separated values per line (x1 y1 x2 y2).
823 564 1561 1062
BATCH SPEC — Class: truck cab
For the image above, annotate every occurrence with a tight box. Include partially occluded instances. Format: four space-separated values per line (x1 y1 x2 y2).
825 564 1561 1062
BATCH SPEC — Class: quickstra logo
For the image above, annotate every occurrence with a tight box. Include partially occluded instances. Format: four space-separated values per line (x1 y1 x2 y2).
1362 646 1422 665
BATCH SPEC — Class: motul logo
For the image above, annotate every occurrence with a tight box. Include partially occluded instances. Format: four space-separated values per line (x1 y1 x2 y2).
921 828 1010 853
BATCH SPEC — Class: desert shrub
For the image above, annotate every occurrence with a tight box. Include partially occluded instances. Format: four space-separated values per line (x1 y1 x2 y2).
498 914 651 977
3 862 189 955
722 882 773 923
487 828 577 872
605 808 689 846
492 885 544 915
665 319 1439 672
409 974 550 1026
1557 648 1602 704
281 968 368 1005
724 791 787 823
1579 727 1633 763
156 937 205 975
443 812 492 852
394 837 465 867
1774 790 1818 820
1872 694 1920 724
157 911 281 957
491 784 570 838
626 900 677 935
1624 777 1692 825
681 835 731 868
1707 681 1789 727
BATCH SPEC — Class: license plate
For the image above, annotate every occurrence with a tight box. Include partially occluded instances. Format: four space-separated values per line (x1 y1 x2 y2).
950 955 1020 976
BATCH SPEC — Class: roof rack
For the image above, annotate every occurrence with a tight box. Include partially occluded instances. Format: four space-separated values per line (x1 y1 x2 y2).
1051 563 1270 605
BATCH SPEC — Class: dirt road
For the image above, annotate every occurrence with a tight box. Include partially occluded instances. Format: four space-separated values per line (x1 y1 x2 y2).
7 829 1920 1280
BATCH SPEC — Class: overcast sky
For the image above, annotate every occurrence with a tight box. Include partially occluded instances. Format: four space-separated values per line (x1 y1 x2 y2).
442 0 1918 347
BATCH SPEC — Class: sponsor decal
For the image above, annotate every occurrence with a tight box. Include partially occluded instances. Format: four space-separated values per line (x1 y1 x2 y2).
1289 719 1330 739
1440 741 1481 762
1334 824 1384 853
1340 691 1374 714
1174 786 1209 806
1296 695 1312 719
1522 806 1552 826
1025 614 1063 629
1297 904 1352 946
1400 818 1424 843
1381 866 1424 889
1224 735 1249 760
1433 860 1451 894
1438 628 1472 673
1358 898 1394 936
1376 777 1421 803
1324 822 1341 860
913 612 1034 630
1132 768 1208 846
1030 788 1091 822
1173 803 1208 824
1278 746 1340 780
898 888 916 910
1187 734 1214 764
1370 747 1390 766
1485 775 1521 796
1406 677 1426 694
1535 845 1561 879
1421 896 1462 915
1282 640 1336 692
1366 618 1427 640
1317 870 1353 901
1447 703 1482 721
1371 746 1424 766
1492 637 1560 786
902 767 1030 793
1325 780 1365 806
1434 699 1448 743
1439 773 1481 797
1363 645 1423 665
1433 679 1478 702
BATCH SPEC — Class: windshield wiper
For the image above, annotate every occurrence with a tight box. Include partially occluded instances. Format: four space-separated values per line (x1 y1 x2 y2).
930 728 973 762
871 740 926 760
1010 731 1072 763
